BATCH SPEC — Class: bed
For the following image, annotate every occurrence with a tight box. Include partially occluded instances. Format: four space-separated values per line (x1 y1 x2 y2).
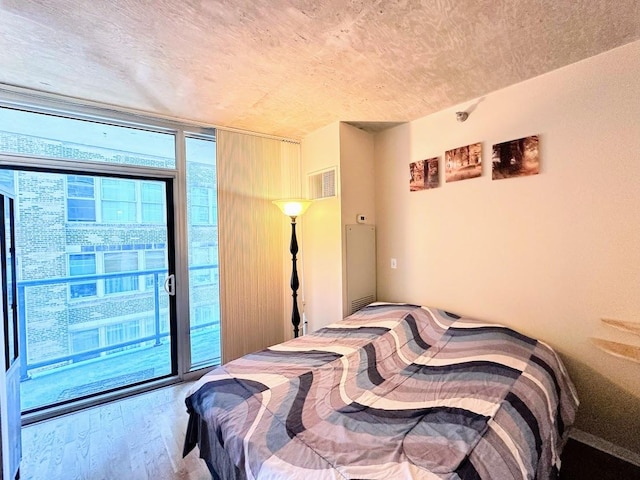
183 303 579 479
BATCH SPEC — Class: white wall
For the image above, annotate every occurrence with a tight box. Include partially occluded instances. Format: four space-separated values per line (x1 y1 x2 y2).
375 40 640 452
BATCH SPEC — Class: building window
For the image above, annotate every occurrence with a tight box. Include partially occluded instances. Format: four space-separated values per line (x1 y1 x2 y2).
190 246 215 285
70 328 100 354
105 323 124 346
105 320 142 353
102 178 137 222
104 251 139 294
194 305 214 326
144 313 169 335
191 187 216 225
144 250 166 289
67 175 96 221
141 182 165 223
69 253 97 298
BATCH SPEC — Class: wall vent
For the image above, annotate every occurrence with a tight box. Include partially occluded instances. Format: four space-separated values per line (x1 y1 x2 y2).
346 225 376 316
308 167 337 200
351 295 375 315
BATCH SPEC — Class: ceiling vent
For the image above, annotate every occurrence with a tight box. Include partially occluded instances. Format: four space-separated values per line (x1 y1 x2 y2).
308 167 337 200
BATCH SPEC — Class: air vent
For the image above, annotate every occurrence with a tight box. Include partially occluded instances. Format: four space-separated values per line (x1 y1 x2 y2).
346 225 376 316
308 167 337 200
351 295 375 315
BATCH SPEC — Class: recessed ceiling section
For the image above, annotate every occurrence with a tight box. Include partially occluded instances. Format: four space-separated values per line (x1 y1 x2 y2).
0 0 638 139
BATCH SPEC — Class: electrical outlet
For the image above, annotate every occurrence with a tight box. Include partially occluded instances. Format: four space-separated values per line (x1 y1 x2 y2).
390 258 397 269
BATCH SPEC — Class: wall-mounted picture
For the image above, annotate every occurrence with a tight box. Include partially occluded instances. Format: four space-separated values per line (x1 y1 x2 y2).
445 142 482 183
409 157 439 191
492 135 540 180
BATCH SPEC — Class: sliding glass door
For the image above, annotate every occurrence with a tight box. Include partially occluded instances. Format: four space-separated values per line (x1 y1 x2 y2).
0 103 222 416
8 170 176 411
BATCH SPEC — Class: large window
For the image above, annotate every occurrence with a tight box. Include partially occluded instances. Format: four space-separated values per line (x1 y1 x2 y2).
0 101 221 414
186 136 220 369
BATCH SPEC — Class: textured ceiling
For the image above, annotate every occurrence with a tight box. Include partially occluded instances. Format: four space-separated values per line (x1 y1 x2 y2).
0 0 638 139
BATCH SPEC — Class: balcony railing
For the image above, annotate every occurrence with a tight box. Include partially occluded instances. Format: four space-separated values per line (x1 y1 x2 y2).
17 265 218 381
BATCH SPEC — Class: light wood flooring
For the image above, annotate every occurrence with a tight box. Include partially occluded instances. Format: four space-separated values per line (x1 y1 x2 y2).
21 382 211 480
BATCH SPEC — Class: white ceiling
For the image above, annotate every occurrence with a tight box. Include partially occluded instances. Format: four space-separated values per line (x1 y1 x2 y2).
1 0 638 139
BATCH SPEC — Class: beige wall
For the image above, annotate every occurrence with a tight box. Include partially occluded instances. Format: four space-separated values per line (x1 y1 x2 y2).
374 40 640 453
300 122 343 332
300 122 377 328
339 123 376 317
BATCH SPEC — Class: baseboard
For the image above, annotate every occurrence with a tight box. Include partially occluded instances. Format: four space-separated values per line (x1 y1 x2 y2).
569 429 640 467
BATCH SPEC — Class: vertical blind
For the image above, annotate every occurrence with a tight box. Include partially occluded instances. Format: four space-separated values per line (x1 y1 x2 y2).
217 130 301 362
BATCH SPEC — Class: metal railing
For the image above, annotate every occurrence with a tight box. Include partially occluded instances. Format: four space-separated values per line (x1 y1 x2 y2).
17 265 218 380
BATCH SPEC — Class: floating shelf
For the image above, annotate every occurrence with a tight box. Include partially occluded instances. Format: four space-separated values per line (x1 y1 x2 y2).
601 318 640 338
591 337 640 364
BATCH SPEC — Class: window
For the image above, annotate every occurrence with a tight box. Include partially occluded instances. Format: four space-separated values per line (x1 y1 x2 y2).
194 305 214 326
144 250 166 289
102 179 136 222
190 246 215 285
0 107 176 168
105 323 124 346
70 329 99 353
69 253 97 298
104 251 139 294
67 176 96 221
141 182 165 223
125 320 141 342
190 187 216 225
105 320 142 353
66 177 167 224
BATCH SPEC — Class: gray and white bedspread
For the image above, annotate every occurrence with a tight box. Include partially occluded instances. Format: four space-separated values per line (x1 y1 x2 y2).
183 303 579 479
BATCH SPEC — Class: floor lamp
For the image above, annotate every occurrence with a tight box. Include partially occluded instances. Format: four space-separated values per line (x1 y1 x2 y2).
273 199 312 338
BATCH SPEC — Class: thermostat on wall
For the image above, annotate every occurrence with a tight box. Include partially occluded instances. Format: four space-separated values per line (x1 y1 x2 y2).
356 214 366 224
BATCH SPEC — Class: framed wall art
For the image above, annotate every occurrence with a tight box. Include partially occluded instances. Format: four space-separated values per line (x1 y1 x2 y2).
445 142 482 183
409 157 439 191
492 135 540 180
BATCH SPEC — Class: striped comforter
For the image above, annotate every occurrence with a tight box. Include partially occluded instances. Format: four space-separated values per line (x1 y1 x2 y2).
184 304 578 479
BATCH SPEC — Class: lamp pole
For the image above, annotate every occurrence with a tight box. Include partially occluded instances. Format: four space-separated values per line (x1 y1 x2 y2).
289 216 301 337
273 199 311 338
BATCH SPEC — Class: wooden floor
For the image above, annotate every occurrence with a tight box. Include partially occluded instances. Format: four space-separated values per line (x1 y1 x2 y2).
21 382 210 480
21 382 640 480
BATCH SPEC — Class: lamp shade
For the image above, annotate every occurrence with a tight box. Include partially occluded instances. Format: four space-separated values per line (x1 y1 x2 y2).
273 199 312 218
